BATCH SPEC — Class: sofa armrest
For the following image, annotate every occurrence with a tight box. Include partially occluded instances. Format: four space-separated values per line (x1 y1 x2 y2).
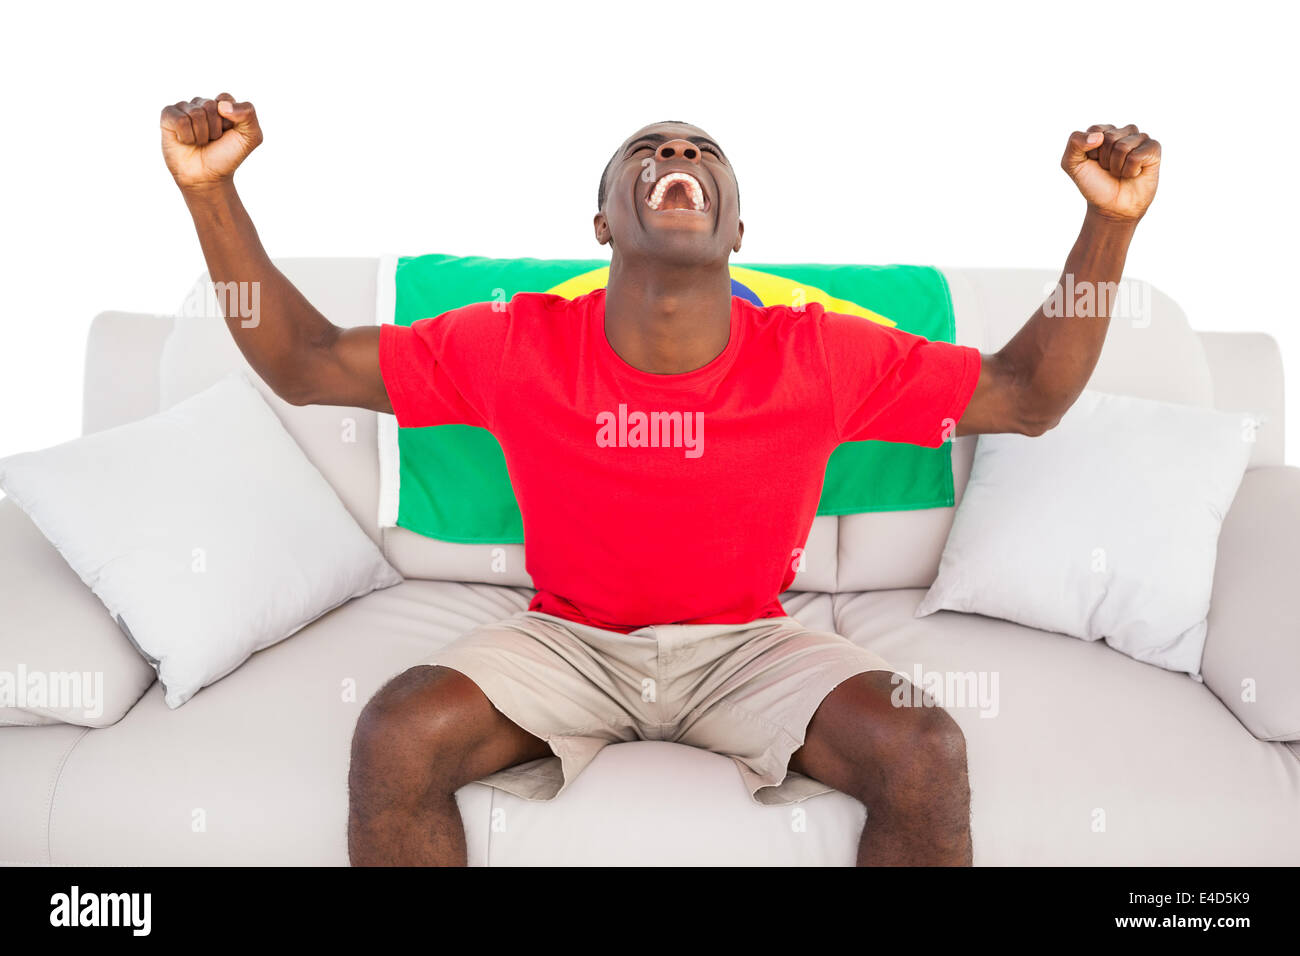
1202 466 1300 741
0 498 155 727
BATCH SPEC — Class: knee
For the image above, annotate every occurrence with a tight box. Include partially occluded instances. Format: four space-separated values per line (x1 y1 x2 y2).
852 700 969 802
906 706 968 777
350 665 472 786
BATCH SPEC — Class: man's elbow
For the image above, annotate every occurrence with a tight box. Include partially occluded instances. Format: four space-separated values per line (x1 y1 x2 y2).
1013 393 1068 437
981 353 1065 438
263 369 319 407
1015 413 1061 437
278 378 324 407
281 389 317 408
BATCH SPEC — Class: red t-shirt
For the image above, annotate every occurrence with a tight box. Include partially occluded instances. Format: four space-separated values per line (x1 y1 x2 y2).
379 288 981 633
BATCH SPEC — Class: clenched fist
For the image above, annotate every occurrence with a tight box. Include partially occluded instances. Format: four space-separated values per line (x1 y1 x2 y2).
1062 124 1161 223
160 93 263 191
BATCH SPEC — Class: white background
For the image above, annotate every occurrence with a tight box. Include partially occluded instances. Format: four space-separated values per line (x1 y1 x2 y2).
1 0 1295 462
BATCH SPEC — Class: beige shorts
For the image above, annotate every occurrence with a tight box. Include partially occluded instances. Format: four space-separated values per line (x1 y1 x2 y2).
420 609 893 806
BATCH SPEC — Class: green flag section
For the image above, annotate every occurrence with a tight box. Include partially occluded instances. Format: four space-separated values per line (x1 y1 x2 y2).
383 254 958 544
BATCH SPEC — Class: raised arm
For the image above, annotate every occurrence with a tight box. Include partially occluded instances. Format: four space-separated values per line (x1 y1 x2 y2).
160 93 390 413
956 124 1162 437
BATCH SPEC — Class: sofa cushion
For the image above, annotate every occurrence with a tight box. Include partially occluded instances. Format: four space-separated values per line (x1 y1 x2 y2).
381 528 534 587
0 722 87 864
82 312 174 436
381 515 839 594
42 579 529 865
1199 331 1286 469
834 589 1300 864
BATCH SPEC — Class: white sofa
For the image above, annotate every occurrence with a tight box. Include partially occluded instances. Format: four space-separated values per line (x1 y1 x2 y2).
2 259 1297 866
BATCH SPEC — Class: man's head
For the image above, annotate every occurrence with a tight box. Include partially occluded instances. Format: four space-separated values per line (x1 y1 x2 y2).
594 121 743 267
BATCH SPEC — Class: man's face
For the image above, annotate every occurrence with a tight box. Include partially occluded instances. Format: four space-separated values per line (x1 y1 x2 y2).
594 122 744 267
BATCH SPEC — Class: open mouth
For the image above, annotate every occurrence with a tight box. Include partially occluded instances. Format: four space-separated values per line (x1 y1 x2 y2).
645 171 709 213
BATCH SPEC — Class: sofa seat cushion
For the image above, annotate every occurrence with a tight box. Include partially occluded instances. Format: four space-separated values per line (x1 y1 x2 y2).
834 589 1300 865
0 722 88 864
40 579 530 865
35 582 841 865
19 581 1299 866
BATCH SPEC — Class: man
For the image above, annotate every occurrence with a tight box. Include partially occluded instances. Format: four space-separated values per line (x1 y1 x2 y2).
160 93 1160 866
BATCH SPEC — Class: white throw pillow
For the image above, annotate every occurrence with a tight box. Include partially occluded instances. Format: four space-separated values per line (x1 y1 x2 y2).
915 390 1255 676
0 371 402 708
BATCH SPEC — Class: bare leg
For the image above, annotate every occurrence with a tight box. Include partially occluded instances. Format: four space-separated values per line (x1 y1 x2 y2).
347 665 551 866
789 671 973 866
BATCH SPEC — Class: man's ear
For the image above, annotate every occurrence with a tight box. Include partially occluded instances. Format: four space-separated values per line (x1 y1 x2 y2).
733 219 745 254
593 211 611 246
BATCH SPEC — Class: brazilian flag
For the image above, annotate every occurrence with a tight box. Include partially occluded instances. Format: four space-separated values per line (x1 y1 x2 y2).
379 254 960 544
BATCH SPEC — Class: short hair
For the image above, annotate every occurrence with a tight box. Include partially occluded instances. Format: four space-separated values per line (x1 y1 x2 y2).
598 121 694 211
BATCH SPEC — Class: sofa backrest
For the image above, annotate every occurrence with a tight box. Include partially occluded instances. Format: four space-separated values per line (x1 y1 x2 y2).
85 257 1284 595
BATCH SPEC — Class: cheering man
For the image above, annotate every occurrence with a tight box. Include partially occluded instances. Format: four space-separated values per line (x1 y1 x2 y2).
160 93 1159 865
